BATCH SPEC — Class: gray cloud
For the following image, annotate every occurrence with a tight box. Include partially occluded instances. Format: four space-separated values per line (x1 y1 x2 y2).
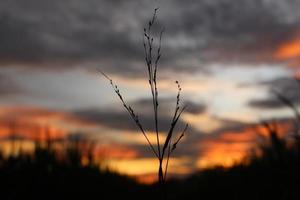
1 0 300 76
73 97 205 134
248 77 300 109
129 98 206 116
248 98 283 109
185 101 207 114
0 73 22 96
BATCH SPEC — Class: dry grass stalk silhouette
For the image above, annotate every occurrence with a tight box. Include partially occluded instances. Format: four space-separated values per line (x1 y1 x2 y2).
271 85 300 136
99 8 188 195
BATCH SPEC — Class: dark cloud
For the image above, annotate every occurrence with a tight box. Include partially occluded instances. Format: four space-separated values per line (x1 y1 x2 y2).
248 98 283 109
73 107 199 135
212 117 249 135
130 98 206 116
73 97 205 135
185 101 207 114
171 0 300 63
1 0 300 76
248 77 300 109
0 73 22 96
0 1 143 61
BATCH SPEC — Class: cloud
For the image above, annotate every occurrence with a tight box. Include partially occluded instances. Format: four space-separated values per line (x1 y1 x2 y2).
185 101 207 114
127 98 206 115
74 109 146 131
0 0 145 74
73 97 205 134
0 73 22 96
209 117 249 136
0 106 103 139
248 98 283 109
1 0 300 76
248 77 300 109
196 118 293 168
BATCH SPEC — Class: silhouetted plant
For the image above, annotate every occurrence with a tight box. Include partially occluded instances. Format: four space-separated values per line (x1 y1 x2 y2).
260 120 287 164
271 84 300 152
100 8 188 198
272 89 300 135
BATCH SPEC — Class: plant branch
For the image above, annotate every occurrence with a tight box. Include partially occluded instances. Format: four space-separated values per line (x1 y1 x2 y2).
143 8 162 158
98 70 159 159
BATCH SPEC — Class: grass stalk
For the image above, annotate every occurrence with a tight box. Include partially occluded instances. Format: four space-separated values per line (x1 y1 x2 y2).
100 8 188 199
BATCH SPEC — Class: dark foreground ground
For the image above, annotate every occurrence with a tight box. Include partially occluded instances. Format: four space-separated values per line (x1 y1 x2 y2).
1 131 300 200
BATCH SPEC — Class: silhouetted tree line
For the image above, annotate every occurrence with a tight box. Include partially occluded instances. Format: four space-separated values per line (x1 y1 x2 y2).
1 120 300 200
0 129 156 200
158 119 300 200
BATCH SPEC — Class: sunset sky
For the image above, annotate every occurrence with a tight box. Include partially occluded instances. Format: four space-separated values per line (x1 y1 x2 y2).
1 0 300 183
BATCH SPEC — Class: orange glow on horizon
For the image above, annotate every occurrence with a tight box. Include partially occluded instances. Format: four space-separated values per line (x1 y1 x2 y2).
197 121 292 169
275 38 300 61
198 141 252 169
94 144 140 159
0 105 295 184
107 157 191 176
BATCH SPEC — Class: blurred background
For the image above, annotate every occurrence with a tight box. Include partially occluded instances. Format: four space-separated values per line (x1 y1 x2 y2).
1 0 300 188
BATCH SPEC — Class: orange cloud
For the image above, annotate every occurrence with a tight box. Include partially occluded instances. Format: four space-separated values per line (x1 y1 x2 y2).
275 38 300 62
274 38 300 67
198 142 251 168
0 106 103 139
197 120 292 169
0 123 59 142
94 144 140 159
